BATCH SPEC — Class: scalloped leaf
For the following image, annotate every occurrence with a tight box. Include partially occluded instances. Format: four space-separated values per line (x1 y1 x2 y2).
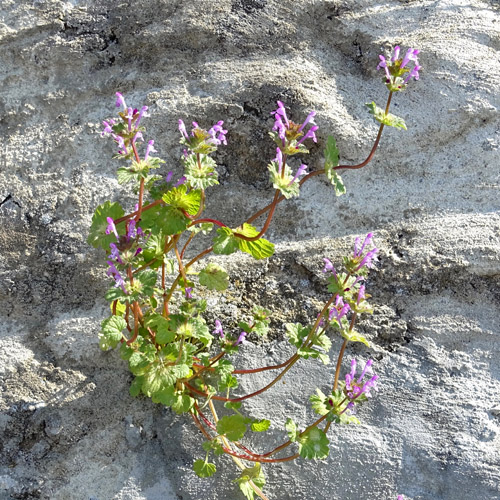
298 427 330 460
87 201 125 250
199 263 229 291
99 315 127 350
213 226 239 255
366 101 407 130
267 161 300 199
162 185 202 215
236 223 275 260
285 418 299 442
183 153 219 189
341 329 370 347
216 414 247 442
193 460 216 478
234 463 266 500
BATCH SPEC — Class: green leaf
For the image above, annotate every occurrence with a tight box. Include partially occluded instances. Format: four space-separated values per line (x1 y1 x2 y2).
116 166 141 185
139 232 166 269
285 418 299 442
298 427 330 460
297 345 330 365
193 460 217 478
323 136 346 196
177 317 213 348
324 135 339 168
135 270 158 296
129 376 144 397
218 373 239 392
162 185 202 215
216 414 247 442
366 101 407 130
236 223 275 260
234 463 266 500
214 359 235 377
224 401 242 410
199 263 229 291
140 205 189 235
105 285 127 303
87 201 125 250
310 389 330 416
251 419 271 432
267 161 300 199
285 323 310 348
187 222 213 235
142 362 191 397
202 439 225 455
341 329 370 347
145 314 176 344
99 315 127 350
213 227 239 255
171 393 194 414
183 153 219 190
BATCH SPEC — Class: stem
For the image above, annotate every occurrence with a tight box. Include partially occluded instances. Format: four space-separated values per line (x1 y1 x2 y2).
333 91 393 172
233 190 280 241
333 313 357 390
333 339 348 391
207 401 270 500
114 199 162 225
131 141 145 222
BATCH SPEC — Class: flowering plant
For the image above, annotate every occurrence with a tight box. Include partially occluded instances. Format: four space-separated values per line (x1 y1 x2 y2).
88 46 420 499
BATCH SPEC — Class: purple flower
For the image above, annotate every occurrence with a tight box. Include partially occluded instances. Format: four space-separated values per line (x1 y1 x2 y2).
356 285 365 306
353 233 379 271
126 219 143 240
208 120 228 146
126 107 134 131
109 242 123 263
174 176 186 187
355 248 378 272
322 257 336 275
272 114 287 145
106 217 119 240
298 111 316 132
400 48 420 68
354 232 373 257
101 119 115 136
403 64 422 84
178 119 189 140
274 147 283 174
235 331 247 346
165 171 174 183
377 55 391 80
115 92 127 110
135 106 149 128
391 46 401 62
296 125 318 147
345 359 378 399
144 140 156 161
132 131 144 144
106 260 127 293
329 297 350 323
289 164 308 185
185 287 193 299
273 101 289 127
213 320 224 338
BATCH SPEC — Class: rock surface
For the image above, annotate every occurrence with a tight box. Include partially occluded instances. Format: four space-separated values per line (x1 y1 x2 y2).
1 0 499 499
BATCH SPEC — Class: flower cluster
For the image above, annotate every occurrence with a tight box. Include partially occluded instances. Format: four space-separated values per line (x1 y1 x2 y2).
105 216 144 293
377 46 421 92
102 92 151 157
267 101 318 197
345 359 378 401
178 119 228 155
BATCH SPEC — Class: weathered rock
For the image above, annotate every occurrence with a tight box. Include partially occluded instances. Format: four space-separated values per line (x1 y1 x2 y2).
1 0 499 499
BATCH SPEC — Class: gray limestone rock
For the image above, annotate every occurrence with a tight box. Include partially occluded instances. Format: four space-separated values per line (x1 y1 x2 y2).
1 0 499 499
